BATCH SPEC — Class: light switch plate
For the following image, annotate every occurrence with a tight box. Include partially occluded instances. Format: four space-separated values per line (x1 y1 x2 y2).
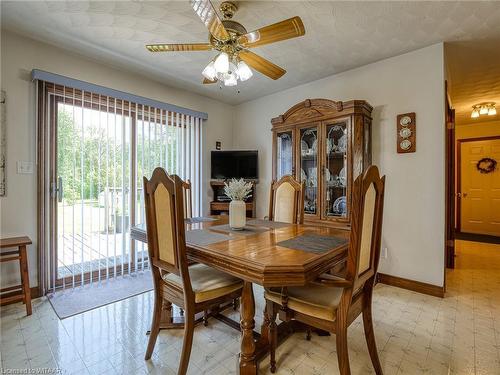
17 161 33 174
382 247 388 259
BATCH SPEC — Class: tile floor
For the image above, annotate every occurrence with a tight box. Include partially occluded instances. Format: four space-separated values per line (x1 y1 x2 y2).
1 240 500 374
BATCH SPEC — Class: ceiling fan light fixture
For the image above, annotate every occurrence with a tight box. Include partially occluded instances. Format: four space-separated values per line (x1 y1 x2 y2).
488 105 496 116
147 2 306 88
214 52 230 74
479 106 488 115
471 109 480 118
202 61 217 80
237 60 253 81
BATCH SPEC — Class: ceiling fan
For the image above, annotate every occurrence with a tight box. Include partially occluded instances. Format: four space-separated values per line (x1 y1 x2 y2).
146 0 305 87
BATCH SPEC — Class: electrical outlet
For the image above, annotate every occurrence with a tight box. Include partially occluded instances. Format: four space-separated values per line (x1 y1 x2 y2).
381 247 388 259
17 161 33 174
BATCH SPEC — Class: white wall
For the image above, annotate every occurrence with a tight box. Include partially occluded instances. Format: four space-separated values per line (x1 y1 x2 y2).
0 30 234 288
233 44 446 287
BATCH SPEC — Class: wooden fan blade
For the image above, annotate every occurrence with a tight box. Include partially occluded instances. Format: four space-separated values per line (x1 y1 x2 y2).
190 0 230 41
203 78 218 84
237 16 305 48
239 50 286 80
146 43 212 52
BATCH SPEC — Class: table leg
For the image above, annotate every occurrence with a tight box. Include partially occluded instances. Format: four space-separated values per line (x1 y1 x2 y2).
260 302 270 344
239 281 257 375
19 245 32 316
158 298 184 329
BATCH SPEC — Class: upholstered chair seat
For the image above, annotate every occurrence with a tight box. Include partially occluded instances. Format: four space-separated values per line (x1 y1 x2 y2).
265 284 343 321
163 264 243 303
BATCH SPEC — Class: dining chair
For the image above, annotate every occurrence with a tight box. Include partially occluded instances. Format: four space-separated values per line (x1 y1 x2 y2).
268 175 305 224
179 176 237 321
264 165 385 375
181 179 192 219
143 167 243 374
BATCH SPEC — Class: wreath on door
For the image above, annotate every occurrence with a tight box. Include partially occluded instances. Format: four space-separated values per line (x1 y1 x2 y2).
476 157 497 174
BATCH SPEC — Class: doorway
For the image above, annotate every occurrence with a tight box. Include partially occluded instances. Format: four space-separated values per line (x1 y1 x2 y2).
457 136 500 237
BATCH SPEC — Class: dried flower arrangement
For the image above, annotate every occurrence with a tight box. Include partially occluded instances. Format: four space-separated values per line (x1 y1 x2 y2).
223 178 252 201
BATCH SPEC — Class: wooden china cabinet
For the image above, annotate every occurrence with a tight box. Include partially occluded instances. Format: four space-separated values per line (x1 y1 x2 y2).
271 99 373 229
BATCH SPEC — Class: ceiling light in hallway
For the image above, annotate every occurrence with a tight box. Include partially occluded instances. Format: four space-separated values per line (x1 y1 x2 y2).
471 102 496 118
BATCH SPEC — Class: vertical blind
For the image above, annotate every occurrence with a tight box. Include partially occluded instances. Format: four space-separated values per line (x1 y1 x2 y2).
36 79 204 294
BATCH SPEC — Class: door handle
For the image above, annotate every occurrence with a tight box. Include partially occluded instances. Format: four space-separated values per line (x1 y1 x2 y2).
462 192 468 198
57 177 63 203
51 177 63 202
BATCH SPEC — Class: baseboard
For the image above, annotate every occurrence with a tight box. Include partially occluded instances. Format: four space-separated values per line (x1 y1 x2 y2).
0 286 41 306
377 273 444 298
31 286 41 298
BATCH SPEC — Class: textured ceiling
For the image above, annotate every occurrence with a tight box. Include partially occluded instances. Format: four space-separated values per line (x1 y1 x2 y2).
2 1 500 105
446 40 500 126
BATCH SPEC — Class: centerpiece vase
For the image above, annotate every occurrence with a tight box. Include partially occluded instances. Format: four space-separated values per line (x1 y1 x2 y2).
229 200 246 230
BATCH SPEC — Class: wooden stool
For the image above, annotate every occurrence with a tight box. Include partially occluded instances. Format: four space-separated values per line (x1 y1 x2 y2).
0 236 33 315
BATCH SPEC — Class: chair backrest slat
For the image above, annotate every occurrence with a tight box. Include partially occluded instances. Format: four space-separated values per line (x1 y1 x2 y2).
182 179 193 219
346 166 385 292
153 182 178 267
269 175 305 224
143 168 193 295
358 183 376 275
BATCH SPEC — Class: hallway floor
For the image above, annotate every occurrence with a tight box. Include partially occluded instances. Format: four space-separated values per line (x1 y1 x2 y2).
1 240 499 374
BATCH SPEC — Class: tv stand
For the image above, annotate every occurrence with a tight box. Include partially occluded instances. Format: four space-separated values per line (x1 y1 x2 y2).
209 180 257 217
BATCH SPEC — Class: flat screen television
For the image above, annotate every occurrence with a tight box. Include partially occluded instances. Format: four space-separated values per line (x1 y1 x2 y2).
211 150 258 179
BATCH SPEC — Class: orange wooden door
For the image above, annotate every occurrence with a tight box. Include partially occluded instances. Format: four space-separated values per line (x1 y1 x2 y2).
459 138 500 236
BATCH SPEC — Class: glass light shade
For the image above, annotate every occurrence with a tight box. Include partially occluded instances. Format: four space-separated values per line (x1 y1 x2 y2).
479 106 488 115
228 61 238 78
471 109 480 118
202 61 216 80
224 73 238 86
488 106 497 116
237 61 253 81
214 53 229 74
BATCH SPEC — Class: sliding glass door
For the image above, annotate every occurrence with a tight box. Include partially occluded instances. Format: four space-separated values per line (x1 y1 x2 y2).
42 84 203 292
55 97 133 287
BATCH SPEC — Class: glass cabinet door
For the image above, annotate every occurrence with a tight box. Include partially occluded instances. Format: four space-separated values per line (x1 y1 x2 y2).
275 130 294 179
324 121 348 219
299 126 319 216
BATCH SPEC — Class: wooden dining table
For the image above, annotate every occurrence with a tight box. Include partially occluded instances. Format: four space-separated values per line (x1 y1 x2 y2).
131 215 349 374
